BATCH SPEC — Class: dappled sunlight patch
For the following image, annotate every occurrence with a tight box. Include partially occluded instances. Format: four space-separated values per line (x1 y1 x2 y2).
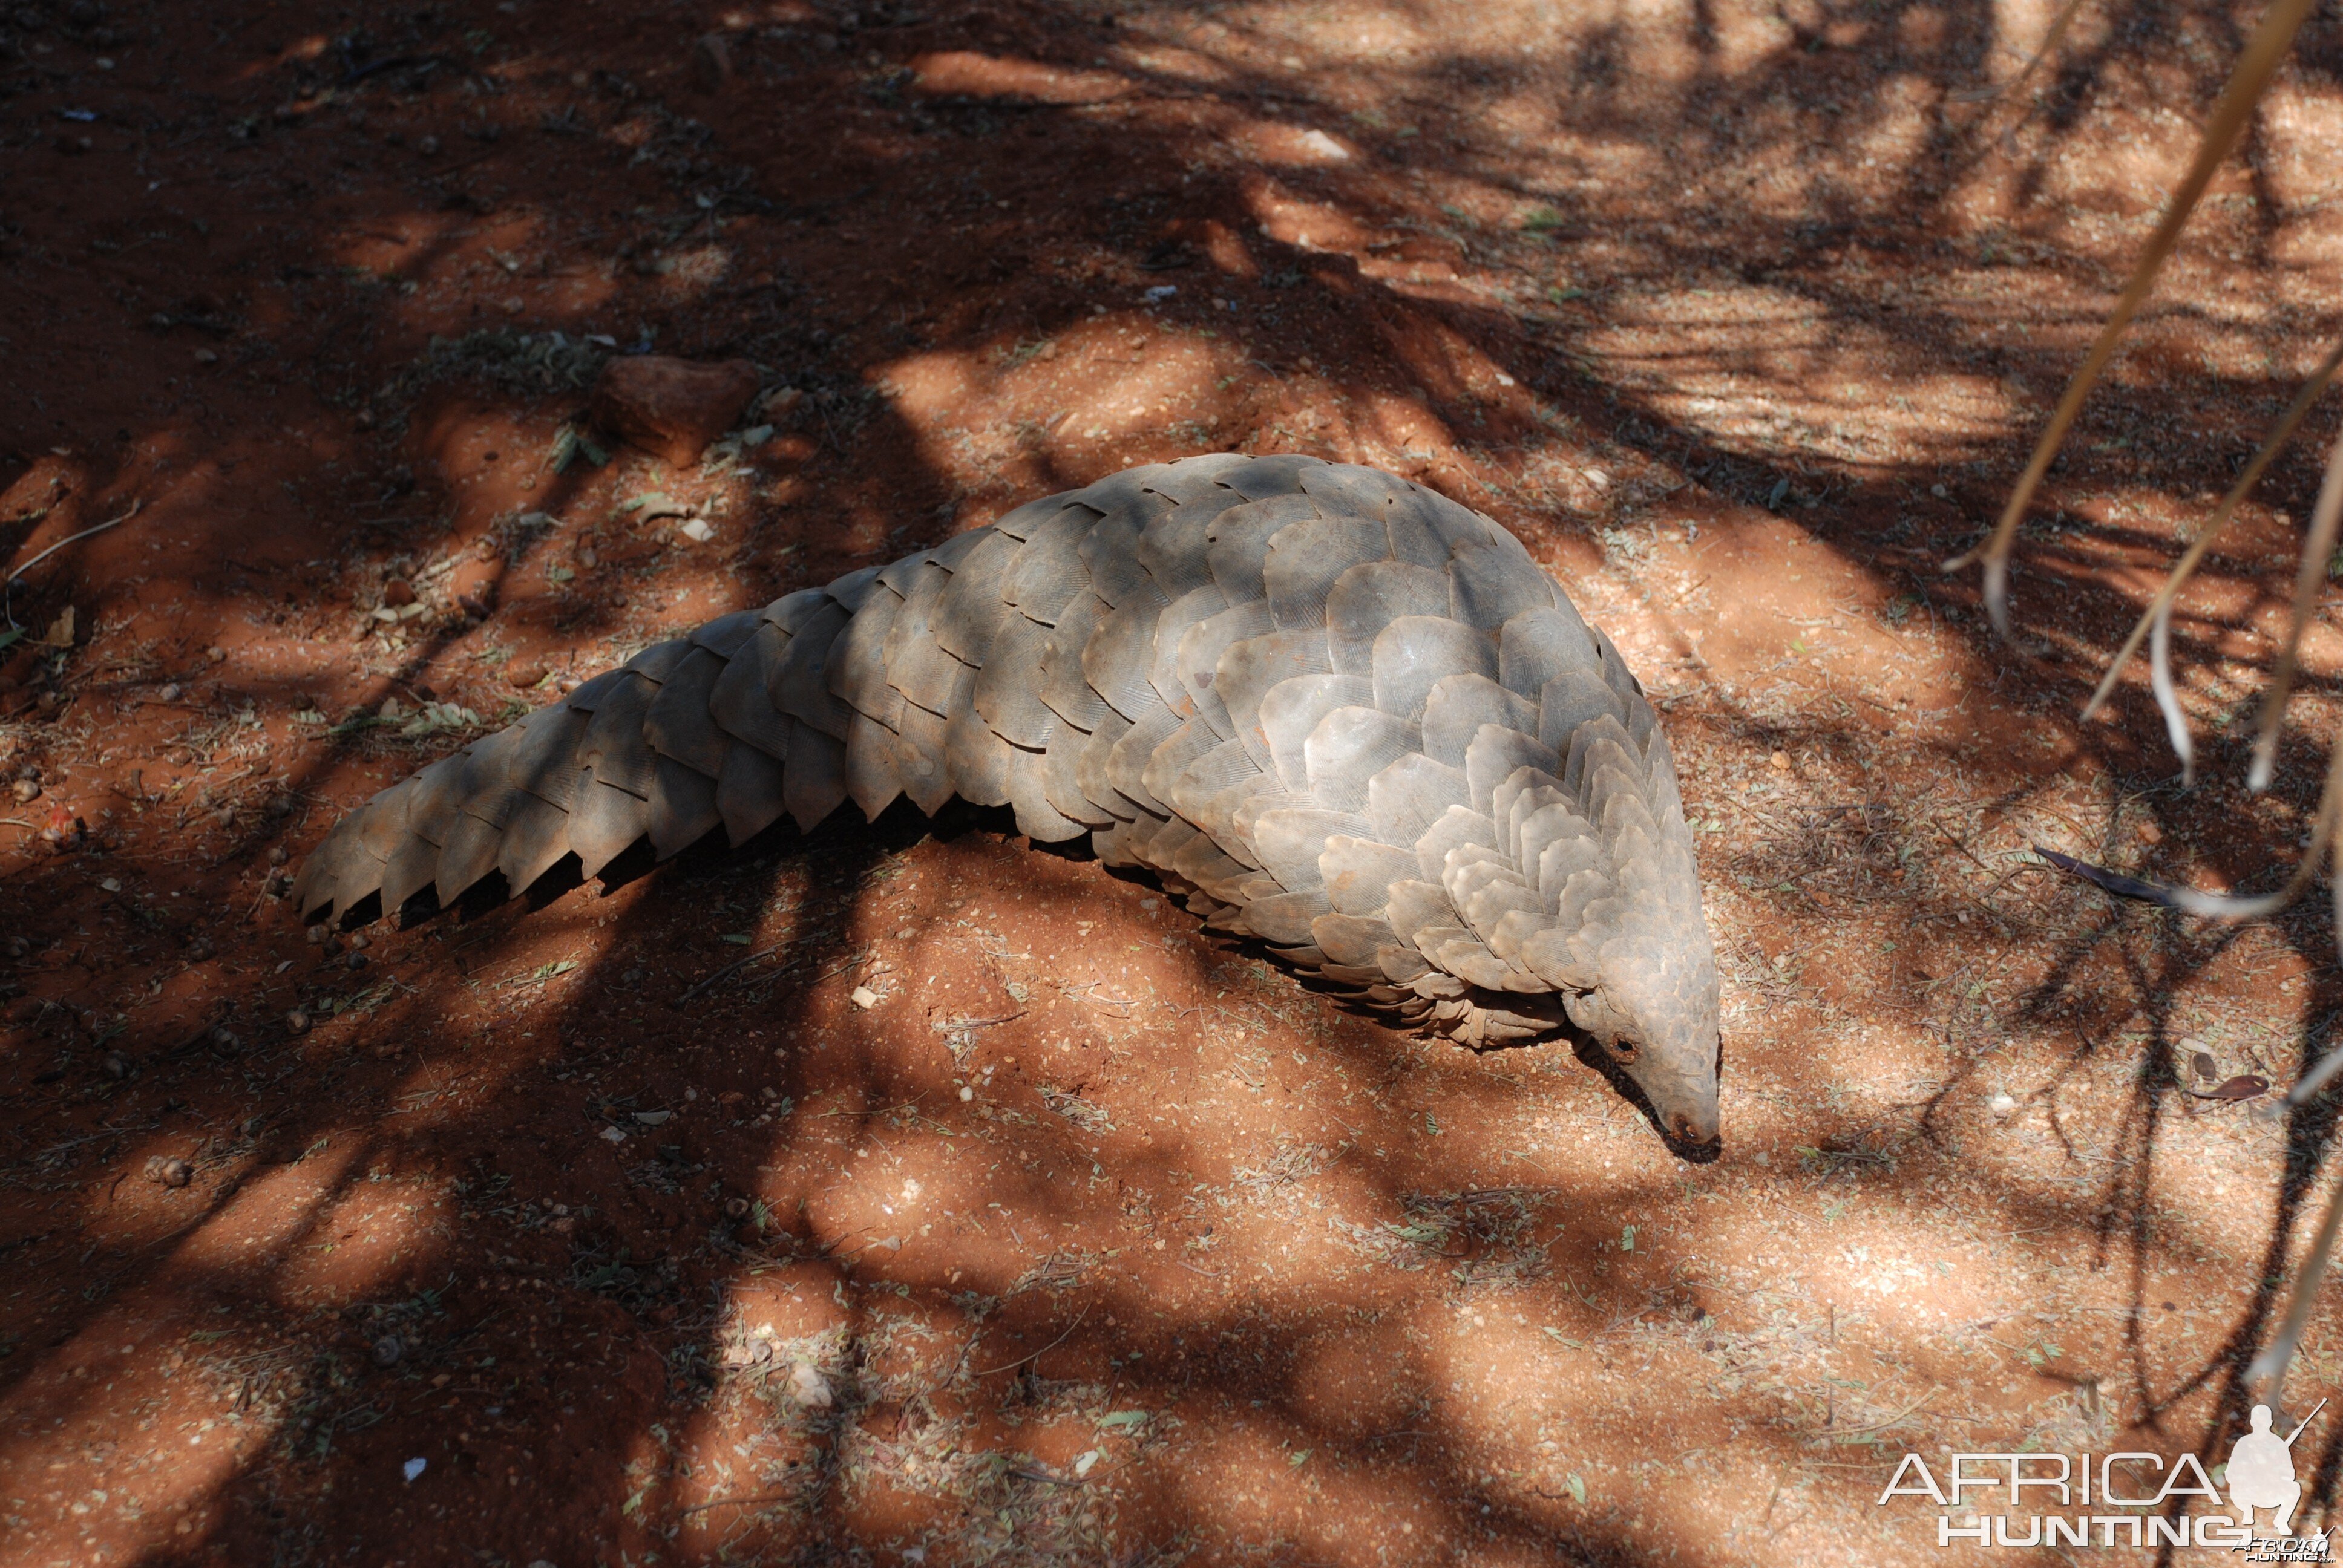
908 49 1133 105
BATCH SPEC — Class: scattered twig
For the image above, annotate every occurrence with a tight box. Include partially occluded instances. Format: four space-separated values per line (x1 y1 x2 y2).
678 946 779 1002
3 499 143 629
972 1304 1092 1376
1947 0 2088 103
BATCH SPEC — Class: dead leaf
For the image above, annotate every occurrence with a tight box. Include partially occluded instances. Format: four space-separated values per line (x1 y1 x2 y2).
2191 1051 2220 1081
38 607 74 648
2207 1074 2269 1101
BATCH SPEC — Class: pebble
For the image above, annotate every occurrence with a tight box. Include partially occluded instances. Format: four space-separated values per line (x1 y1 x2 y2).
158 682 182 701
1988 1092 2016 1119
306 924 329 946
11 777 39 803
850 985 879 1010
269 844 289 866
690 31 734 93
506 661 550 690
346 952 368 971
102 1050 131 1080
284 1008 311 1036
372 1335 404 1368
209 1027 240 1056
145 1155 192 1188
1768 751 1791 771
787 1361 834 1409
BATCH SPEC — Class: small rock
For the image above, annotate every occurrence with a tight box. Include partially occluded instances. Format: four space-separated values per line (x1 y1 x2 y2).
145 1155 193 1188
759 386 805 421
958 1085 974 1102
209 1027 240 1056
690 31 734 93
186 936 215 961
1768 751 1791 771
1988 1092 2016 1119
102 1050 131 1080
402 1457 427 1484
206 646 227 663
589 355 762 468
269 844 289 866
372 1334 404 1368
787 1361 834 1409
157 682 182 702
10 777 39 803
678 517 715 544
382 578 416 607
284 1008 311 1036
306 924 329 946
346 952 367 971
2137 819 2163 846
506 661 549 690
347 933 369 952
4 935 29 959
850 985 879 1010
600 1126 628 1144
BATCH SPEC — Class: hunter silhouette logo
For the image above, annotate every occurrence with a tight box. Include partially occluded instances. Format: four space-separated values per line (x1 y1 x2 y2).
1875 1400 2330 1553
2227 1401 2321 1538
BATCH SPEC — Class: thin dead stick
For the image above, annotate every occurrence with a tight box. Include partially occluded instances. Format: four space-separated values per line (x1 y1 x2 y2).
2245 1179 2343 1406
1945 0 2319 636
2036 719 2343 919
972 1303 1092 1376
3 499 143 587
2250 419 2343 791
677 946 779 1002
1948 0 2090 103
2081 338 2343 732
2 499 143 630
1826 1385 1946 1439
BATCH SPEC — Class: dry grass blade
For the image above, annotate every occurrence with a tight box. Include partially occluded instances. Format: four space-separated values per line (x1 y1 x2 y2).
2250 423 2343 791
2244 1175 2343 1408
2080 338 2343 731
1947 0 2091 104
1944 0 2319 635
2289 1033 2343 1105
2148 603 2194 786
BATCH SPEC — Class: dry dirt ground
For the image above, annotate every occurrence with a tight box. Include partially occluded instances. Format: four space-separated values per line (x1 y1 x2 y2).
7 0 2343 1563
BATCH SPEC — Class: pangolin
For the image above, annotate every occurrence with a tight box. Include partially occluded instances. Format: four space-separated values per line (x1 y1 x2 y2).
293 454 1722 1143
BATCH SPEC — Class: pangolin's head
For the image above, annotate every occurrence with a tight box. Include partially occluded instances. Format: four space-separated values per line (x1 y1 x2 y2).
1560 928 1722 1146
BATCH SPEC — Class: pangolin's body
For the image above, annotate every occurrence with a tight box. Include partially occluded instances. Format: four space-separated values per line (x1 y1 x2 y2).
295 454 1722 1142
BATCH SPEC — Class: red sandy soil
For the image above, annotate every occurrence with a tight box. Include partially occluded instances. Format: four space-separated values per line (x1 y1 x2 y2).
7 1 2343 1564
